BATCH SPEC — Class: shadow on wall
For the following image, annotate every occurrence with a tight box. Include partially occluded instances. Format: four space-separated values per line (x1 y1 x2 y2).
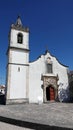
0 94 5 105
58 87 71 103
69 81 73 103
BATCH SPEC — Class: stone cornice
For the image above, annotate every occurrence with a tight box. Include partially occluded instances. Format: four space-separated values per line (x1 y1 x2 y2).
11 24 29 33
6 46 30 55
7 63 29 66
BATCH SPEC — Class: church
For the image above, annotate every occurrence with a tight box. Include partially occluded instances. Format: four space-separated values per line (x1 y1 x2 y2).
5 16 70 104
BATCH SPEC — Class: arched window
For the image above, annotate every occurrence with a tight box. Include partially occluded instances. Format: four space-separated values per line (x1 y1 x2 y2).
17 33 23 44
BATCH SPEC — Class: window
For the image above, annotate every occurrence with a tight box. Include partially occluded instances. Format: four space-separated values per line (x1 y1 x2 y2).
18 67 20 72
17 33 23 44
47 63 52 73
46 57 52 73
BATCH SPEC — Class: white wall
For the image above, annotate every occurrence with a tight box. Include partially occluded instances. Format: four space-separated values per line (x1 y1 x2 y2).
10 29 29 49
6 27 29 101
29 60 43 103
29 55 47 103
29 51 69 103
7 48 29 100
9 49 29 64
9 65 27 99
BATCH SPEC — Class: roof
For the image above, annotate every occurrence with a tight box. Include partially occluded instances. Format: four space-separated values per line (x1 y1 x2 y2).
11 16 29 32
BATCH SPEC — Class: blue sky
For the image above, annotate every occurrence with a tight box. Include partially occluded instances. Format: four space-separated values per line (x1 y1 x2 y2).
0 0 73 84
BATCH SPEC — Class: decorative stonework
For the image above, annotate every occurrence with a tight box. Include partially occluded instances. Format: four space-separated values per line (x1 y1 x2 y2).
46 57 52 64
44 77 57 87
11 16 29 32
42 74 58 102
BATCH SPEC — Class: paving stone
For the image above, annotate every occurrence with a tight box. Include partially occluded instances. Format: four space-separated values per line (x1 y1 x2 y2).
0 103 73 129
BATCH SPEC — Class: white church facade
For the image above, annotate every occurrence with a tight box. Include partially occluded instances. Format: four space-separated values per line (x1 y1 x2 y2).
5 17 69 104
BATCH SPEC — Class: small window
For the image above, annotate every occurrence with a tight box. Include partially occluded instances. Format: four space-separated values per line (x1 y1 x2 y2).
17 33 23 44
47 63 52 73
18 67 20 72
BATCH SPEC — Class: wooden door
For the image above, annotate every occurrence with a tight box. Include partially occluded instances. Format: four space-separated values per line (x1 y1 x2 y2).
50 87 55 100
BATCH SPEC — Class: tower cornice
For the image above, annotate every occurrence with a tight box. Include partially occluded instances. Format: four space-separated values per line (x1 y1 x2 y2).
11 24 29 32
6 46 30 55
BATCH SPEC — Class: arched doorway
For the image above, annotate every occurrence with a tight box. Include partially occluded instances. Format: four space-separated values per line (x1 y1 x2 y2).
46 85 55 101
46 87 50 101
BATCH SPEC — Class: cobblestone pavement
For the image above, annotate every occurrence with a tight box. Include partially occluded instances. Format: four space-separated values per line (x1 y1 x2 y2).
0 121 34 130
0 102 73 129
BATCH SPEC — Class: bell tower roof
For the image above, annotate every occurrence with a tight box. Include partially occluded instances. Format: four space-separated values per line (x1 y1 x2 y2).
11 16 29 32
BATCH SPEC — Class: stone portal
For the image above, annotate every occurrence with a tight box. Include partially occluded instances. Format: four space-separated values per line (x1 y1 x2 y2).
42 74 58 102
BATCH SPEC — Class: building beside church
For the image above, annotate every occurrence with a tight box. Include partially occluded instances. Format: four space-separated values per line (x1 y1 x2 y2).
5 16 70 104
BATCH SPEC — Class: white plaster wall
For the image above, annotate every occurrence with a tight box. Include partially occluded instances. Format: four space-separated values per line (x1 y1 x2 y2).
10 29 29 49
53 58 68 88
29 56 46 103
29 52 69 103
9 49 29 64
9 65 27 99
6 26 29 101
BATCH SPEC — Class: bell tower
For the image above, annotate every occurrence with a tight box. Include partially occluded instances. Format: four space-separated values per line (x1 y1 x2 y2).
5 16 29 104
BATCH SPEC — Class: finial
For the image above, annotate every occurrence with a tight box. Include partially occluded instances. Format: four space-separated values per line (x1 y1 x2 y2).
16 15 22 27
18 15 20 18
